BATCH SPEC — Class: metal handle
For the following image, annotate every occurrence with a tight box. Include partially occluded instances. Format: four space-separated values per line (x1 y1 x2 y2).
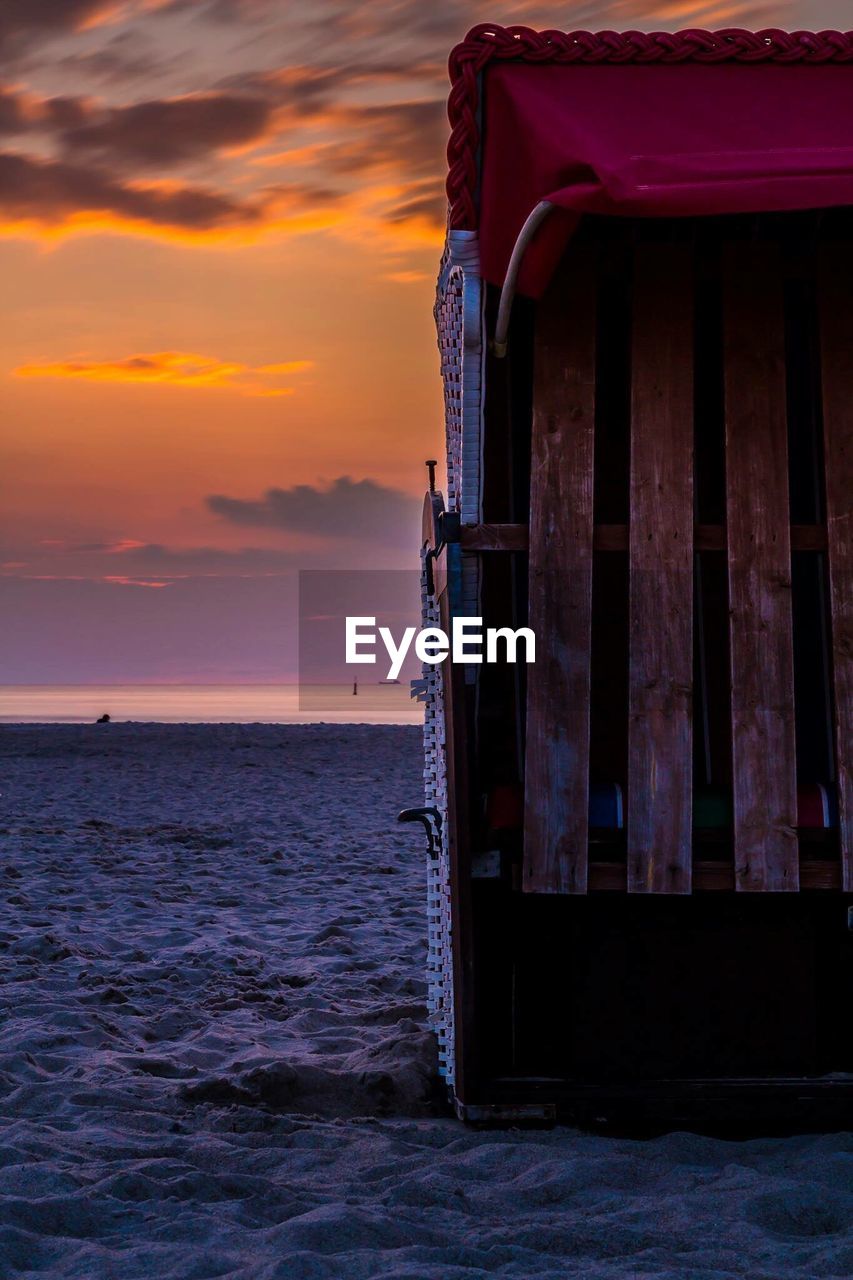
398 806 442 859
493 200 554 358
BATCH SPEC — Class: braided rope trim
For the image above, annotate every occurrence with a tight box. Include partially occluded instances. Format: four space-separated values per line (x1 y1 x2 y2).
447 25 853 229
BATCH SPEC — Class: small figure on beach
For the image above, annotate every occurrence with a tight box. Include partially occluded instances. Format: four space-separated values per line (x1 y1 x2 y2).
95 713 111 724
352 681 358 696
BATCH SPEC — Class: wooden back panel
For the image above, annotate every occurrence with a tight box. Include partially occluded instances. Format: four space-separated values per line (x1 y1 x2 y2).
521 220 847 895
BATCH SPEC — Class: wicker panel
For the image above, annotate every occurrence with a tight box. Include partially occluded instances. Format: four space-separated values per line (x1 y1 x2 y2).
435 230 484 523
420 546 454 1085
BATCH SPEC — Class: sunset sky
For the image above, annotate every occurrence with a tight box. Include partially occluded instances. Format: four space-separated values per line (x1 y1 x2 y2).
1 0 846 683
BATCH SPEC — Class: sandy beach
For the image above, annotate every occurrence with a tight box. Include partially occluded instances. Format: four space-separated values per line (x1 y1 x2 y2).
1 723 851 1279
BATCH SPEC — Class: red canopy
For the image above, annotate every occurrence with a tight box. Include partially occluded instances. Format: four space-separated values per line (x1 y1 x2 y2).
448 28 853 297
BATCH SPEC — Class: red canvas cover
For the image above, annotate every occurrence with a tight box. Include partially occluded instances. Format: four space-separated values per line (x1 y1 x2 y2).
461 39 853 295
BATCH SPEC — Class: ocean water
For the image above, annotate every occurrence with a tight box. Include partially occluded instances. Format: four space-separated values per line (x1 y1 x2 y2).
0 684 422 725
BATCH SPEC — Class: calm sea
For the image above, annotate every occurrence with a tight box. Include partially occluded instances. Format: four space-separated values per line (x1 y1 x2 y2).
0 685 423 726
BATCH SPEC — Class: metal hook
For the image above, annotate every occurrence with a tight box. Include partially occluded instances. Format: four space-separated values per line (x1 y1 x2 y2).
398 805 442 859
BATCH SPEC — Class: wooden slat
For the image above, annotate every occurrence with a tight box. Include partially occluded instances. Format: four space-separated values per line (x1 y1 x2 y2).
459 523 826 553
589 861 841 893
818 248 853 890
616 524 825 553
459 523 528 551
523 251 597 894
627 244 694 893
724 245 799 891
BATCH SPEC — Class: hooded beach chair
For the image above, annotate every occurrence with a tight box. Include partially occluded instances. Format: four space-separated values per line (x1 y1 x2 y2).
412 25 853 1126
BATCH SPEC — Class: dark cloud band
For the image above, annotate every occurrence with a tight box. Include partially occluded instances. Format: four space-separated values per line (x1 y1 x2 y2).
61 93 275 168
0 150 261 229
207 477 420 543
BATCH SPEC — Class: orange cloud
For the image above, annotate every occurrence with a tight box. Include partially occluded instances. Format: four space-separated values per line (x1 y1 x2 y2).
0 77 447 256
0 208 343 249
103 539 148 552
77 2 126 30
14 350 314 396
336 179 445 252
101 575 171 588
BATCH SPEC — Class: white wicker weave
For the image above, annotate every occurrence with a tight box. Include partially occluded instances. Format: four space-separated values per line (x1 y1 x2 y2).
420 546 454 1084
425 229 486 1088
434 230 484 523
